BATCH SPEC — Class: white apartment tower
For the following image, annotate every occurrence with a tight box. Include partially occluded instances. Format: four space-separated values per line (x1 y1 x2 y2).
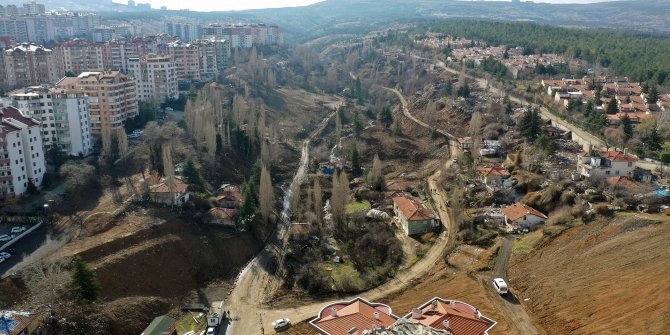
0 106 46 200
6 86 93 156
127 55 178 103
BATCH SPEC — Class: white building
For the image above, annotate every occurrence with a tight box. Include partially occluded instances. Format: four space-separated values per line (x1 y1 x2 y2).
5 86 93 156
128 55 178 103
577 149 637 179
0 106 46 200
501 202 547 231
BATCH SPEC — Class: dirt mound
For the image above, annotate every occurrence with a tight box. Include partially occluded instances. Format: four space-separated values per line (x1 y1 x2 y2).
74 219 260 301
510 214 670 334
103 296 173 335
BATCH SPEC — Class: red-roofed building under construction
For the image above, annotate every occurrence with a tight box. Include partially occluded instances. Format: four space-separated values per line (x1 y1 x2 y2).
309 297 496 335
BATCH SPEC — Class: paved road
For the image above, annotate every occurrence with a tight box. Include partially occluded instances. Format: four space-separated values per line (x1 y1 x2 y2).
0 224 48 278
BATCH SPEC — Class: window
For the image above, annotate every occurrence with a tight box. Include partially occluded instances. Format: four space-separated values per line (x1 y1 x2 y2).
606 171 611 175
628 162 633 167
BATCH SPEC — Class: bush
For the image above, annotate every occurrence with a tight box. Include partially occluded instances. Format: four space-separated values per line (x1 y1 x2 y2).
546 206 574 226
593 204 613 216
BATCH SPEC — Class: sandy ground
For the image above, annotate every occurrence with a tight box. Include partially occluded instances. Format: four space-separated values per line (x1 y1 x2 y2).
510 213 670 334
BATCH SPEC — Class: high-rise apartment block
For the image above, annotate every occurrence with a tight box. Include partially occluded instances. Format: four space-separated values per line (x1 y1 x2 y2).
55 71 138 135
5 86 93 156
4 43 61 90
0 106 46 200
128 55 179 102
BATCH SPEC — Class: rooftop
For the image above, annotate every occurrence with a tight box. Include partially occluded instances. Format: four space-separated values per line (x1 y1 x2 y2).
393 196 434 222
501 203 547 222
477 166 510 178
310 297 398 335
404 297 497 335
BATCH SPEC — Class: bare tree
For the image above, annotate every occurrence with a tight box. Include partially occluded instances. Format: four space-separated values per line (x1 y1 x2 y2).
469 111 483 163
259 165 274 223
335 109 342 152
330 171 350 233
162 142 175 205
101 125 112 158
313 178 323 224
368 154 384 190
116 128 128 159
261 139 271 168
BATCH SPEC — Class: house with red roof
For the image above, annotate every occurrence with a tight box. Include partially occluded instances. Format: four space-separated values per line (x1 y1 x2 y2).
403 297 497 335
393 195 436 236
149 177 190 205
309 297 497 335
309 297 398 335
501 203 547 231
476 166 510 189
577 149 637 179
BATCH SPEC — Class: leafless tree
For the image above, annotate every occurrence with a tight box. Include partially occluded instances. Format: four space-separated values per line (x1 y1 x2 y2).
368 154 384 190
116 128 128 158
259 165 274 224
330 171 350 233
313 178 323 224
101 125 112 158
162 142 175 205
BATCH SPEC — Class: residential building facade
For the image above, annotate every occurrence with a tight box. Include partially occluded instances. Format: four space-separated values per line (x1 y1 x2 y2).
5 86 92 156
127 55 178 103
501 202 548 231
4 43 61 90
0 106 46 200
55 39 105 76
55 71 138 134
393 195 436 235
577 149 637 179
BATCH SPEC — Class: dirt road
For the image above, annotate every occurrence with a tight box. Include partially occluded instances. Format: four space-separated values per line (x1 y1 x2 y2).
384 87 457 141
483 235 542 335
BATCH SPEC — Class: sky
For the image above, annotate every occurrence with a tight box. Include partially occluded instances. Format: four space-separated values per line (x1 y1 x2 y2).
112 0 621 12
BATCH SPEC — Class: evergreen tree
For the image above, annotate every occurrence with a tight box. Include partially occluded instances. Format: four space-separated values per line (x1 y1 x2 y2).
350 143 361 176
71 258 100 302
505 101 513 115
648 85 659 104
620 115 634 142
647 121 662 152
353 110 363 137
518 109 541 140
583 100 594 118
378 106 393 129
606 98 619 115
240 181 257 220
182 158 201 186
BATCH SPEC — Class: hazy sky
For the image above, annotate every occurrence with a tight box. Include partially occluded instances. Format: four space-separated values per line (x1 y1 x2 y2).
112 0 620 12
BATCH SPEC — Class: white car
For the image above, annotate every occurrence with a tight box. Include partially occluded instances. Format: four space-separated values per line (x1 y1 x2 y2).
0 252 10 259
0 255 5 264
493 278 509 295
10 227 26 234
272 318 291 331
0 235 12 242
206 327 215 335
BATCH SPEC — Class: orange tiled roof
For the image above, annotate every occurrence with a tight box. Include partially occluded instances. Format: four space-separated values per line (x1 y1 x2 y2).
393 196 434 222
599 150 638 162
606 176 642 188
477 166 510 177
406 298 496 335
311 298 398 335
501 203 547 222
150 177 189 193
208 207 237 219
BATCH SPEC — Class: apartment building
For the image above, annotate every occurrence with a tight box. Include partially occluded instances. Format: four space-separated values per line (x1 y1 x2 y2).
4 43 61 90
165 39 229 82
0 52 6 95
55 39 105 76
127 55 178 103
167 41 202 81
0 106 46 200
164 20 201 42
200 24 283 48
55 71 138 135
92 24 136 42
0 17 29 43
103 35 178 73
6 86 92 156
0 12 100 43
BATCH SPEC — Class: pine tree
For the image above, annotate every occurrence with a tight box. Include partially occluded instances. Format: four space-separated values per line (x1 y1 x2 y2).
647 122 662 152
182 158 200 185
353 110 363 137
621 115 634 142
649 85 659 104
518 109 541 140
350 143 361 176
378 106 393 129
71 257 100 302
606 98 619 115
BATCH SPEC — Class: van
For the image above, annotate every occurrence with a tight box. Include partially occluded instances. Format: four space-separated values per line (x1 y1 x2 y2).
493 278 508 295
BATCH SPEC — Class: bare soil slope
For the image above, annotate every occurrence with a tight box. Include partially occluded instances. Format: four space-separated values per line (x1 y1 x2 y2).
509 214 670 334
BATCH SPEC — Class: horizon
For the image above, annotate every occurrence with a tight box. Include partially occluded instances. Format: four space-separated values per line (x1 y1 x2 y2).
109 0 623 12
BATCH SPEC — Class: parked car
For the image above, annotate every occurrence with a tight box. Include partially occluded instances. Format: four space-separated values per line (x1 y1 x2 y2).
10 227 26 234
0 235 12 242
0 252 11 259
493 278 508 295
273 318 291 331
0 255 6 264
206 327 215 335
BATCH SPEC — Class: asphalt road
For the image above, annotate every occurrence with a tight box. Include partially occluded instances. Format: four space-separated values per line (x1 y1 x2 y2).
0 223 48 278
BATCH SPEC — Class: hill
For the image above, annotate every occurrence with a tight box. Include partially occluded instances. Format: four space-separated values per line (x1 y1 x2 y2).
509 213 670 334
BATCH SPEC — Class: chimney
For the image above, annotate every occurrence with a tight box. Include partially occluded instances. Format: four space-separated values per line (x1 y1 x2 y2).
330 307 338 318
373 311 380 320
411 308 423 319
449 300 456 309
431 299 438 310
442 320 450 330
476 309 482 319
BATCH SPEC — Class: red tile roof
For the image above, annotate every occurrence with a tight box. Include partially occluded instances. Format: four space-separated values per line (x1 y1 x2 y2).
501 203 547 222
1 106 40 127
405 298 496 335
310 298 398 335
606 176 642 188
207 207 237 220
477 166 510 177
599 150 638 162
150 177 189 193
393 196 434 222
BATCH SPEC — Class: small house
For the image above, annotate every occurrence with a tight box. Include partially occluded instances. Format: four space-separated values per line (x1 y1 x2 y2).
457 137 474 150
633 167 653 183
149 177 190 206
141 315 177 335
501 203 547 231
477 166 510 188
207 301 225 327
0 310 41 335
206 208 238 227
289 222 313 241
215 185 241 208
544 125 563 139
393 196 436 236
